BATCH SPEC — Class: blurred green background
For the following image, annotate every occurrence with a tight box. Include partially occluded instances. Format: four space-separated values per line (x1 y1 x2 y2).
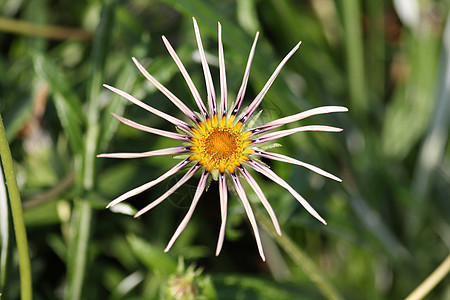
1 0 449 299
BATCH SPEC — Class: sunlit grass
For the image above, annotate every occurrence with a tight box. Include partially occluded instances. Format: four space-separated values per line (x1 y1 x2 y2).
0 0 449 299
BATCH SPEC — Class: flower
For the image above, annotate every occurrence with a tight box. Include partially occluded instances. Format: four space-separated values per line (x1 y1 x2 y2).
98 17 347 261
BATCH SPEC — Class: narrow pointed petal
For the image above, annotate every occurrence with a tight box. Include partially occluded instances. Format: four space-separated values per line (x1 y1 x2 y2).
97 146 189 159
164 171 209 252
239 41 302 123
231 32 259 116
239 166 281 235
106 159 191 208
111 113 189 141
250 106 349 136
218 22 228 117
246 159 327 225
254 150 342 182
134 164 201 218
132 57 199 122
161 35 208 118
231 172 266 261
216 172 228 256
103 84 191 132
192 17 216 116
252 125 343 145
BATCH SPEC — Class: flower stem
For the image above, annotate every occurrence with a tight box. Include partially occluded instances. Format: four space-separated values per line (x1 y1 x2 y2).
255 208 343 300
405 253 450 300
0 114 32 300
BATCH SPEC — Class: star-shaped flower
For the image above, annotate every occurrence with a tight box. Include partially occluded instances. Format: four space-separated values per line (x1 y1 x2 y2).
98 18 347 261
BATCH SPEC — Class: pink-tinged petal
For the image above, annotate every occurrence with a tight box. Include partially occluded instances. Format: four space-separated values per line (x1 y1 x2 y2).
134 163 201 218
231 172 266 261
111 113 189 141
106 159 191 208
218 22 228 117
246 159 327 225
239 166 282 236
132 57 199 123
192 17 216 116
216 172 228 256
231 32 259 116
252 125 343 145
164 171 209 252
239 41 302 123
103 84 191 132
97 146 189 159
251 106 348 136
161 35 209 118
254 150 342 182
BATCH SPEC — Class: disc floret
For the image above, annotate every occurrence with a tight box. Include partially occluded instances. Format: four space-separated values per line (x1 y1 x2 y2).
189 115 253 175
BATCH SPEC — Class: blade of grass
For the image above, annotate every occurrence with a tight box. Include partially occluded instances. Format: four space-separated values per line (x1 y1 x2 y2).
339 0 367 115
254 207 343 300
34 55 85 155
405 254 450 300
0 115 32 300
65 1 116 299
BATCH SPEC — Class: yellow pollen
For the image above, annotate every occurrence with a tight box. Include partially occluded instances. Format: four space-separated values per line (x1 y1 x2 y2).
190 115 253 173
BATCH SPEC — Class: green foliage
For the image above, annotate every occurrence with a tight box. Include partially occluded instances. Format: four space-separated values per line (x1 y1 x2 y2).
0 0 449 299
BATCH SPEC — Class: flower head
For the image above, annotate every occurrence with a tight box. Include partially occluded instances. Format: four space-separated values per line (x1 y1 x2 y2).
98 18 347 261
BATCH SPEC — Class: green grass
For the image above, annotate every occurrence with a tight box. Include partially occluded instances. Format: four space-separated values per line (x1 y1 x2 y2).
1 0 449 299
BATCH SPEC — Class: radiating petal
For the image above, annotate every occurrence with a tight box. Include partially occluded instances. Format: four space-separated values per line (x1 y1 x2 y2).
134 163 201 218
238 41 302 123
132 57 199 122
238 166 281 235
231 32 259 115
253 150 342 182
164 171 209 252
97 146 189 159
103 84 191 132
161 35 208 118
250 106 348 136
216 172 228 256
246 159 327 225
106 159 191 208
111 113 189 141
192 17 216 116
252 125 343 145
231 172 266 261
218 22 228 117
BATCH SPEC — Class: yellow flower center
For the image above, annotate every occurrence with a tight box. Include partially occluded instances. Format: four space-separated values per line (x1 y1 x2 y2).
189 115 253 173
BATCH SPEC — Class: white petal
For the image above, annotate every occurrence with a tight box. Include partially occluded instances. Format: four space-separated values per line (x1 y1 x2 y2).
106 159 191 208
132 57 199 122
164 171 209 252
111 113 189 141
254 150 342 182
192 17 216 116
239 41 302 123
252 125 343 145
250 106 348 135
218 22 228 117
231 172 266 261
246 159 327 225
216 172 228 256
97 146 189 159
239 166 282 235
103 84 191 132
231 32 259 115
161 35 208 118
134 164 201 218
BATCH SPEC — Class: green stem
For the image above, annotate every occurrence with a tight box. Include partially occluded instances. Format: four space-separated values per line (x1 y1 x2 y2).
405 253 450 300
341 0 367 115
0 114 32 300
255 208 343 300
